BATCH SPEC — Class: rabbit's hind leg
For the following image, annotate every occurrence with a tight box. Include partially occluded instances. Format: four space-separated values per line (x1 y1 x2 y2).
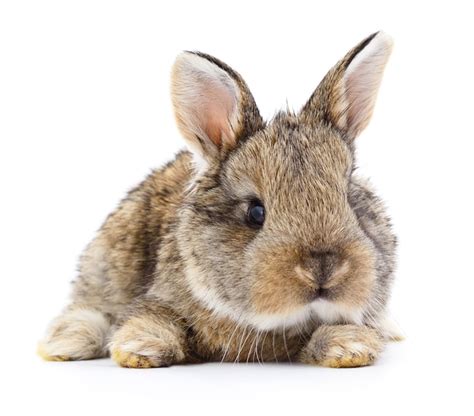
38 306 111 361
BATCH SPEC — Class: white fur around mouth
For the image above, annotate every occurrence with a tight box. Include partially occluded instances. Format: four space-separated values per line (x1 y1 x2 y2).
310 299 364 325
244 306 313 331
190 280 363 331
241 300 363 331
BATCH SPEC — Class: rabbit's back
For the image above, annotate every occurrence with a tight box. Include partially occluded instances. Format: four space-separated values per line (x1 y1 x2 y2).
71 151 193 320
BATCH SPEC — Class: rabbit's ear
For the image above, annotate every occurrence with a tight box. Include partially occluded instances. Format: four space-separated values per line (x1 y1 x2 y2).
171 52 263 164
300 32 393 141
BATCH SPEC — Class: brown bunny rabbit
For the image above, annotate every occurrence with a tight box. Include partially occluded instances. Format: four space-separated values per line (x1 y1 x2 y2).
39 31 400 368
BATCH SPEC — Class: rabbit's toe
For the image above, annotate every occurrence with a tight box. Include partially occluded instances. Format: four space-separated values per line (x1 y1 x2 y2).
110 349 154 368
37 343 72 362
110 342 182 368
319 341 378 368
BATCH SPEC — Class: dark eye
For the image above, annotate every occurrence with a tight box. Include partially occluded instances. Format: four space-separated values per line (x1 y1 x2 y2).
247 200 265 228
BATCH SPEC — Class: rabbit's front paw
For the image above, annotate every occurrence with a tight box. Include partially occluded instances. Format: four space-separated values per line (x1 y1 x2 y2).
38 308 110 361
110 316 186 368
299 324 384 368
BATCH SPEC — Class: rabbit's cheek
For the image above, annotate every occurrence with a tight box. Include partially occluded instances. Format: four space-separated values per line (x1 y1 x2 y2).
334 240 376 307
248 246 315 318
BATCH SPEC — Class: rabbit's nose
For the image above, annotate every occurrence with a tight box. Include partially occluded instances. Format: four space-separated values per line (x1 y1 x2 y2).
307 251 340 287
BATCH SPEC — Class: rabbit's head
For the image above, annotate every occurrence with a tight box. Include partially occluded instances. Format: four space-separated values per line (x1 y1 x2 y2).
172 32 393 330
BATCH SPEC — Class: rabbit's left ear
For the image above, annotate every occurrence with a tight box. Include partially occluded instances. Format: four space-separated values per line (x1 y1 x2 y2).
300 32 393 141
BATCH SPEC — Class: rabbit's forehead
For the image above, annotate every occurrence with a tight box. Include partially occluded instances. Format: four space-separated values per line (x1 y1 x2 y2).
223 123 352 198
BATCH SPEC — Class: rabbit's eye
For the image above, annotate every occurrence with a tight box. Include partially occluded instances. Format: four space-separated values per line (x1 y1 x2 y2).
247 200 265 228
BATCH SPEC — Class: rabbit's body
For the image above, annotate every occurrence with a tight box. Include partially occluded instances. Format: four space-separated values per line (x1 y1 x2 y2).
40 32 400 368
40 151 308 363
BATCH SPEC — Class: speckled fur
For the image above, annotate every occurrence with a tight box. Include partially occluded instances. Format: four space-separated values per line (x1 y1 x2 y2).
39 32 398 368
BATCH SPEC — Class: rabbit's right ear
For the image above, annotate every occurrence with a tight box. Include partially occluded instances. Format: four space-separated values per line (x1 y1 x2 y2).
171 52 263 166
300 32 393 142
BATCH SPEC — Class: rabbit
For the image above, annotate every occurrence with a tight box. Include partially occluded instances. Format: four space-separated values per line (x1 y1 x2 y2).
38 31 401 369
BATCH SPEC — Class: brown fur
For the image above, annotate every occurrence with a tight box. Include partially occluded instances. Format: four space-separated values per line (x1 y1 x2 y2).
39 32 398 368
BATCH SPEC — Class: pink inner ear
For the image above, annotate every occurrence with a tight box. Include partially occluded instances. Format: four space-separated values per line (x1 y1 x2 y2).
341 33 393 139
345 61 378 136
197 80 236 147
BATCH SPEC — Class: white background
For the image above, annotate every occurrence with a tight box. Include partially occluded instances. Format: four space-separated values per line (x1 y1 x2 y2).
1 1 473 415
